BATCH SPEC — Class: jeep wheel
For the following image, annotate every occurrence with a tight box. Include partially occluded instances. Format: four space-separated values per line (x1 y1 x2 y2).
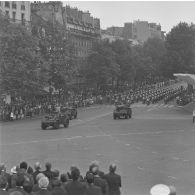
125 115 128 119
113 115 116 120
74 114 77 119
54 122 59 129
64 120 69 128
129 114 132 118
41 123 47 130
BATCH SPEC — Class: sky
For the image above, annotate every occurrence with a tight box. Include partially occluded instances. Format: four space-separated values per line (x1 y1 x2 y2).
63 1 195 33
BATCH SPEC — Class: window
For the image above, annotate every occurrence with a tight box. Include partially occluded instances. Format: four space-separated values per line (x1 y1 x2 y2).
5 2 10 8
12 2 17 9
21 4 25 10
12 12 16 22
21 13 25 24
5 11 10 18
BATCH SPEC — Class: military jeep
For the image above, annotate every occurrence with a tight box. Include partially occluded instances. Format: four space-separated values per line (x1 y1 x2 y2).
113 105 132 119
60 106 77 120
41 111 69 130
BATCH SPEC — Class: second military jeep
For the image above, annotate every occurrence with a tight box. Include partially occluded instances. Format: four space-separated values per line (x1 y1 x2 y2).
41 111 69 130
60 106 77 120
113 105 132 119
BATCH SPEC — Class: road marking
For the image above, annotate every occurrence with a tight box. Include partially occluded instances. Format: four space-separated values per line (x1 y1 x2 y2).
172 157 180 160
137 166 144 171
1 129 189 146
168 176 177 180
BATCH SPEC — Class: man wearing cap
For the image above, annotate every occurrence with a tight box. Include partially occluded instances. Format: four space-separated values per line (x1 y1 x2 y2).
0 175 8 195
86 173 102 195
104 164 121 195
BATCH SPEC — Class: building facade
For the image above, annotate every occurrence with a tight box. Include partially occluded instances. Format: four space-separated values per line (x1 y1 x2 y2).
103 20 164 44
0 1 31 25
31 2 101 58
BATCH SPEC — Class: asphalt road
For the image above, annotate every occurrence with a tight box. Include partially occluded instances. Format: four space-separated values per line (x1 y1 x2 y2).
0 103 195 195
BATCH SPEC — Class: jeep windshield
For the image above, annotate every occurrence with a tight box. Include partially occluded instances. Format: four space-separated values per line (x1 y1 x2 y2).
116 106 126 111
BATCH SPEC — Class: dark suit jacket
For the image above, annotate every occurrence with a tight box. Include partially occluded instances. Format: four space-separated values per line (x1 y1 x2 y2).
65 180 86 195
86 184 102 195
50 186 67 195
33 170 41 184
8 186 26 195
0 189 9 195
94 176 108 195
104 173 121 195
34 189 51 195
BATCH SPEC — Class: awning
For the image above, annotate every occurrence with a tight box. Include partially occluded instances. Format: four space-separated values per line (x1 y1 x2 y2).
173 73 195 86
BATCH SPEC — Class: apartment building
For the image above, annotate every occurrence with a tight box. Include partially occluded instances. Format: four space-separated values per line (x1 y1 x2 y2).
0 1 31 25
31 2 101 58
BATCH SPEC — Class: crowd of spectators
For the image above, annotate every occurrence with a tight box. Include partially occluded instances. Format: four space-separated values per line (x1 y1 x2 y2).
0 79 185 122
0 160 122 195
0 160 177 195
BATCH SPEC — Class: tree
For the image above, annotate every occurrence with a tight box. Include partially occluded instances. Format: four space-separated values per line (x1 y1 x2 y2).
32 14 76 95
83 40 120 89
162 22 195 77
143 38 166 77
0 14 47 97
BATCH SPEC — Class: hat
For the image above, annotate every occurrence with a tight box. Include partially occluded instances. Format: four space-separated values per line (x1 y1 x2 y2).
11 166 17 174
150 184 170 195
38 177 49 189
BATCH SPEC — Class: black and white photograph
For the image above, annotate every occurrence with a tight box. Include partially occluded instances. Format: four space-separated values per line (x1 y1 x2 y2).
0 1 195 194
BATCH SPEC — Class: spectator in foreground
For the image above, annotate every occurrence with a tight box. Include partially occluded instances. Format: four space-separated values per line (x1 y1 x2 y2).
0 175 8 195
104 164 121 195
33 162 42 184
32 173 46 192
50 179 67 195
86 173 102 195
8 174 26 195
23 181 34 195
65 167 86 195
150 184 176 195
42 162 53 181
35 176 50 195
60 174 68 192
92 166 108 195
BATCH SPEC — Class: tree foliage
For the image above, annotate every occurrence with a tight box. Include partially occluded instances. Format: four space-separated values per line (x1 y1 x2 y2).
32 16 76 93
0 14 47 96
162 22 195 77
